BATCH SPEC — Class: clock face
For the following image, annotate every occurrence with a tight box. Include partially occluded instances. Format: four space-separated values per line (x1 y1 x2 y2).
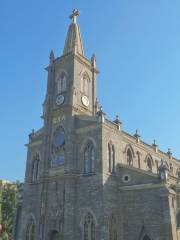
56 95 64 105
81 96 89 107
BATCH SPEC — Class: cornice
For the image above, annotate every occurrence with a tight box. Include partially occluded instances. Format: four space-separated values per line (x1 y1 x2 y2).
25 140 43 148
119 182 165 191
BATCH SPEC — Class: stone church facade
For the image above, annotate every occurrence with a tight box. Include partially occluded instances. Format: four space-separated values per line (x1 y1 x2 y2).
13 9 180 240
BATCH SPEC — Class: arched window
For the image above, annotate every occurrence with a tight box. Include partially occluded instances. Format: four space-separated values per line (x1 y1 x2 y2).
26 219 35 240
127 149 133 166
84 212 95 240
177 168 180 178
145 154 153 172
143 235 151 240
108 143 115 173
147 157 153 172
108 214 117 240
81 73 89 96
31 154 40 182
84 142 95 174
51 126 65 168
57 71 67 94
177 210 180 227
108 143 111 172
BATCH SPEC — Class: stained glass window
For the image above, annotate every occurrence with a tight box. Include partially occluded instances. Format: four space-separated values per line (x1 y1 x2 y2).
51 126 65 168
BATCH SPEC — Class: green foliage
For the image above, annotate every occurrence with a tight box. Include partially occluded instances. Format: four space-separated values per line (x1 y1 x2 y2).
0 183 17 239
170 184 177 192
0 231 9 240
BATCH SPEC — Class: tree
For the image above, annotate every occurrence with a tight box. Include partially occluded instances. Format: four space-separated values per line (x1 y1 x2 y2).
0 182 17 239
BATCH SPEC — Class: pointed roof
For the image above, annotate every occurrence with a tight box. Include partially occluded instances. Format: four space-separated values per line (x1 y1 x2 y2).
63 9 84 56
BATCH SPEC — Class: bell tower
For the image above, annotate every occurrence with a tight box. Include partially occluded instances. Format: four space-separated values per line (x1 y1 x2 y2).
43 9 99 125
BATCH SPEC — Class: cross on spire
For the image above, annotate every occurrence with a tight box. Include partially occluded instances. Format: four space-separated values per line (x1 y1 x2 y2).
70 9 80 24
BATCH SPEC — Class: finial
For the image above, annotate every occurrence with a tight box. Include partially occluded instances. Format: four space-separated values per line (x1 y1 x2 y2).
70 9 80 24
49 50 54 65
114 115 122 131
96 106 106 123
152 139 158 152
134 129 140 138
91 53 96 67
95 98 100 113
167 148 172 158
134 129 140 143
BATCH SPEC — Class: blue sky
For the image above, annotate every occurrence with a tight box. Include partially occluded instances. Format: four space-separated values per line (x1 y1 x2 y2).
0 0 180 182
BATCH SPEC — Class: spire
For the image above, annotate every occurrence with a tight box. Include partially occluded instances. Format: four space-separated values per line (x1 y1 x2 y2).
63 9 84 56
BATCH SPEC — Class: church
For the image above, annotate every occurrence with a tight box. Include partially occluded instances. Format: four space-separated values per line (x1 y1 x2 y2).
13 9 180 240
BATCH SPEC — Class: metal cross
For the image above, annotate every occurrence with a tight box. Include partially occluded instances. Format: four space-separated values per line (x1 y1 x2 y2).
70 9 80 24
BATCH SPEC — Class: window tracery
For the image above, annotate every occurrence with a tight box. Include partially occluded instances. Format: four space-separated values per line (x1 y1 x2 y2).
81 72 90 96
57 71 67 94
31 153 40 182
84 212 95 240
84 142 95 174
51 126 65 167
26 218 35 240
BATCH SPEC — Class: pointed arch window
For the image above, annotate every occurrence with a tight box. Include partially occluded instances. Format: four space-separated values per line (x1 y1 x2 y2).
145 154 153 172
84 142 95 174
26 219 35 240
57 71 67 94
108 143 115 173
177 168 180 178
31 153 40 183
108 214 117 240
51 125 65 168
177 210 180 227
84 212 95 240
81 72 90 96
127 149 133 166
147 157 153 172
